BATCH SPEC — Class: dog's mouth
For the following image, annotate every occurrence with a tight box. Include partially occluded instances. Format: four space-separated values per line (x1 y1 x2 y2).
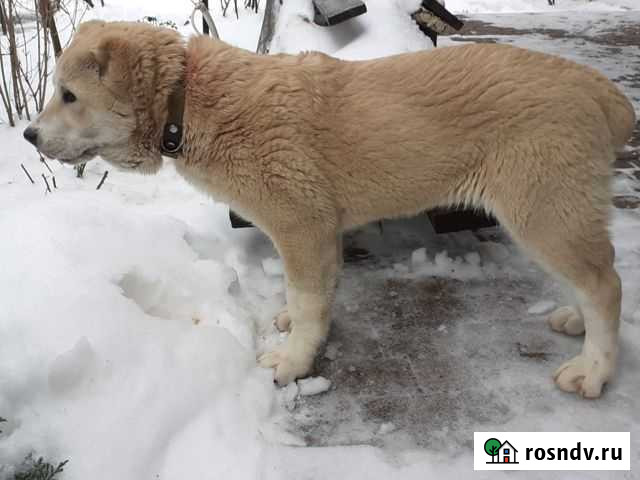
56 147 99 165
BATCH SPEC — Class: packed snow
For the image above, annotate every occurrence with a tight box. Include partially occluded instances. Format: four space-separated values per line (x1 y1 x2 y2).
527 300 558 316
0 0 639 479
297 376 332 396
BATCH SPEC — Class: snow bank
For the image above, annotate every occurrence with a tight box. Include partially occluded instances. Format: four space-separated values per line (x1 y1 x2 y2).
0 136 288 478
271 0 432 60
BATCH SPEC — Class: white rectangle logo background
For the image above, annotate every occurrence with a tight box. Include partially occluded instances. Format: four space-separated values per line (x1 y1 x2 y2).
474 432 630 470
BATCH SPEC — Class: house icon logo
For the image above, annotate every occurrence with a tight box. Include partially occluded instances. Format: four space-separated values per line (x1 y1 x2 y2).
484 438 519 464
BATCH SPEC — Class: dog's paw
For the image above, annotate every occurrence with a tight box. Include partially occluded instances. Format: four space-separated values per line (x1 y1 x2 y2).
258 342 313 386
547 306 585 336
553 353 614 398
274 309 291 333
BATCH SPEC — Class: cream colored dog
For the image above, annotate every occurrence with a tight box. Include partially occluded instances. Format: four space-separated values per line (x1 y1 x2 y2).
25 21 635 398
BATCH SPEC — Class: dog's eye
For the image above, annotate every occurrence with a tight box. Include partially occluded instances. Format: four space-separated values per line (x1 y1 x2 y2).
62 89 77 104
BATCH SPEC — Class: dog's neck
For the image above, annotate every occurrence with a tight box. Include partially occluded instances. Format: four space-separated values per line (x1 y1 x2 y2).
103 26 188 173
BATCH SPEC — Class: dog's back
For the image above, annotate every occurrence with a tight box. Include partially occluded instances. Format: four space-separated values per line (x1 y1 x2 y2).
281 43 633 226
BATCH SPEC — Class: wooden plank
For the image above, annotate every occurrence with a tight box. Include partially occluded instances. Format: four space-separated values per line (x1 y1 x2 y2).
420 0 463 30
413 1 464 46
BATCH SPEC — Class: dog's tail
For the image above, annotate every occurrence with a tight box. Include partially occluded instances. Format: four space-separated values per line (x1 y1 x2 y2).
597 81 636 153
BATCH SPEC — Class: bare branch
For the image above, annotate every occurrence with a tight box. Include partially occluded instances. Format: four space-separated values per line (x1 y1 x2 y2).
21 163 34 183
96 170 108 190
39 153 52 172
41 172 51 192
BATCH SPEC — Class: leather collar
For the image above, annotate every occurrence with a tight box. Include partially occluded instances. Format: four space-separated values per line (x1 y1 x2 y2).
161 84 185 158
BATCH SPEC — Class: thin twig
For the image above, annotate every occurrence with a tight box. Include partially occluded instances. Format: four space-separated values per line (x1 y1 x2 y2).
52 176 57 189
41 173 51 192
20 163 34 183
96 170 108 190
39 153 52 172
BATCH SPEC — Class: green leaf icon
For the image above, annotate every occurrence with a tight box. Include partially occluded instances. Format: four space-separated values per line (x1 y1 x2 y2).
484 438 501 457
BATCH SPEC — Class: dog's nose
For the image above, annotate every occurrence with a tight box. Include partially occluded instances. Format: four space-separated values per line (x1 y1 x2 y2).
23 127 39 146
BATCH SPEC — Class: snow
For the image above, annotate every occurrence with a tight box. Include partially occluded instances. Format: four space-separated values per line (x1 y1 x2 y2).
527 300 558 315
298 376 332 396
1 0 640 479
271 0 433 60
410 247 428 268
377 422 397 435
410 249 487 280
262 257 285 277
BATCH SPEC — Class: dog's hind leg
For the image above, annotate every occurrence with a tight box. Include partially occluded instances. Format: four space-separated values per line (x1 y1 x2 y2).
552 261 620 398
259 225 341 385
494 166 620 398
506 220 620 397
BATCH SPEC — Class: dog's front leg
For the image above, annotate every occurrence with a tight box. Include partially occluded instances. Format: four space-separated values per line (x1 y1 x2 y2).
259 226 340 385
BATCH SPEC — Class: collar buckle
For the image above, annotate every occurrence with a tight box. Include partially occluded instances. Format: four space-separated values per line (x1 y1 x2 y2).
161 83 186 158
162 122 183 156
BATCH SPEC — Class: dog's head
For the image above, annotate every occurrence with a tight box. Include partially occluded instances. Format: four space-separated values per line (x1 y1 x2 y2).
24 21 185 174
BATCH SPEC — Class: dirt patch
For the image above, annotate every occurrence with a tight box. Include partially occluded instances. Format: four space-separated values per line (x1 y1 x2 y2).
615 73 640 90
614 121 640 192
287 270 550 448
590 22 640 47
627 121 640 150
613 195 640 209
448 36 498 44
516 341 550 360
449 16 640 48
454 18 568 39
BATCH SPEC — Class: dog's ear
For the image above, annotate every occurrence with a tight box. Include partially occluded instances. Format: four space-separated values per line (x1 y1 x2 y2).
91 36 129 79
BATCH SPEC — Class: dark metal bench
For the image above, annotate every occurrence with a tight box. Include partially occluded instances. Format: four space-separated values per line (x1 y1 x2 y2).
313 0 367 26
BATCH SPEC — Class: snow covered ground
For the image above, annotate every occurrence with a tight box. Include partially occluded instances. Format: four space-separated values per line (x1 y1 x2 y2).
1 0 639 479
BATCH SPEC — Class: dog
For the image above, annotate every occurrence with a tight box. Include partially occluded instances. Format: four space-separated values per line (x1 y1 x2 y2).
24 20 635 398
